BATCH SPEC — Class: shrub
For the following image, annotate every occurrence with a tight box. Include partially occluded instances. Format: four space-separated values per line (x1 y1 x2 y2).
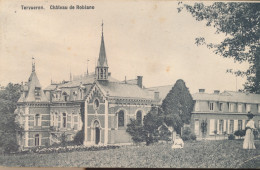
2 139 19 154
190 134 197 140
181 127 196 141
228 134 235 140
234 130 245 139
73 130 84 145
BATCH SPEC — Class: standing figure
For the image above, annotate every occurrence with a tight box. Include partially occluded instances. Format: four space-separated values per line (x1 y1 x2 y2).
243 112 256 149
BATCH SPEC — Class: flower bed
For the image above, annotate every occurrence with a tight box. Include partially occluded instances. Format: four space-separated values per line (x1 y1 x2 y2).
21 145 120 154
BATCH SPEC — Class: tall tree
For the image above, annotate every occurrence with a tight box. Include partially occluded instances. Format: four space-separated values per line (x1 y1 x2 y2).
161 79 194 134
178 2 260 93
0 83 22 153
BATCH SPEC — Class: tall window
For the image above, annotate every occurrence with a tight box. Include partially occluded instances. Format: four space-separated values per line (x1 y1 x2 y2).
209 102 214 111
246 104 251 112
238 120 242 130
35 114 40 126
63 92 68 101
229 103 234 112
35 134 40 146
229 120 234 133
63 113 67 128
219 120 223 134
238 104 242 113
258 105 260 113
118 110 125 127
219 103 223 111
136 111 142 125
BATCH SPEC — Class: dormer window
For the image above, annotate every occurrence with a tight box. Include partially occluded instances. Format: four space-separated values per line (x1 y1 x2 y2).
35 87 41 97
62 92 68 101
209 102 214 111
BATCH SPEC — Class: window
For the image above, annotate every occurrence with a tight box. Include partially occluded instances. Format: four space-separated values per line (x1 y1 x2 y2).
219 120 224 134
238 120 242 130
34 87 41 97
209 102 214 111
238 104 242 113
35 114 40 126
229 103 234 112
229 120 234 133
258 105 260 113
94 99 99 110
258 120 260 128
63 113 67 128
35 134 40 146
100 69 103 79
219 103 223 111
136 111 142 125
194 119 200 136
246 104 251 113
62 92 68 101
118 110 125 127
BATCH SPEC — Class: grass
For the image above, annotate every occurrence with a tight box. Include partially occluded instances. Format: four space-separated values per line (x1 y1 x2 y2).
0 140 259 168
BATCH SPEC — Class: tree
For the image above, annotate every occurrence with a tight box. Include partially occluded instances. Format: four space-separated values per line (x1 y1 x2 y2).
143 107 163 145
178 2 260 93
0 83 22 154
126 119 146 144
161 79 194 134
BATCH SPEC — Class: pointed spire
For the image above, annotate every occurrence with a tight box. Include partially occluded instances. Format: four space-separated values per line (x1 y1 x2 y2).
32 57 35 72
97 21 108 67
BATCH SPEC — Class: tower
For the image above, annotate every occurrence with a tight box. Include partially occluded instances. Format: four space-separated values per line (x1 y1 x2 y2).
96 21 109 80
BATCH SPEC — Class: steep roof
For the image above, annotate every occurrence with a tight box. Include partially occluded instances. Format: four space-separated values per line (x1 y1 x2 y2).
97 81 154 100
18 71 48 103
146 85 173 103
97 32 108 67
44 73 119 90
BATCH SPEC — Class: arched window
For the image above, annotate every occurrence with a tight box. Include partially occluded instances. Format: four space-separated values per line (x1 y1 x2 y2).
94 99 99 110
136 111 142 125
35 114 40 126
62 92 68 101
118 110 125 127
63 113 67 128
35 134 40 146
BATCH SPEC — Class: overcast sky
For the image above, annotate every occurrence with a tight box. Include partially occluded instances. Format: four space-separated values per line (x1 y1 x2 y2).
0 0 248 94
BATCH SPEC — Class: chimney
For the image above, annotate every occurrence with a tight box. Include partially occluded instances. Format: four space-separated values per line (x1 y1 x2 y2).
125 76 127 84
199 89 205 93
137 76 143 88
154 91 160 101
214 90 220 94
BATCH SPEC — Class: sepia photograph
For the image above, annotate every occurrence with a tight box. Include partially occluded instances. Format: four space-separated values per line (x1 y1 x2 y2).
0 0 259 168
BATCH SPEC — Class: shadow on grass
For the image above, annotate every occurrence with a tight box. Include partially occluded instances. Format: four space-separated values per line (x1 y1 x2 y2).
239 157 260 169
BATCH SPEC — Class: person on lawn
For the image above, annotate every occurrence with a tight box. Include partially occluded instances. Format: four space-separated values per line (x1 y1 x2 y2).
243 112 256 150
172 134 184 149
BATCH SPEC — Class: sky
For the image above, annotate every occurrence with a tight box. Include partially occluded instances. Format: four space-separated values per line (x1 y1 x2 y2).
0 0 248 94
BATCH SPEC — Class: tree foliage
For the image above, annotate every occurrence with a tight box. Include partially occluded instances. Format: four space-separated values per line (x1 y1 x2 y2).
126 106 164 145
0 83 22 153
161 79 194 134
178 2 260 93
126 119 146 144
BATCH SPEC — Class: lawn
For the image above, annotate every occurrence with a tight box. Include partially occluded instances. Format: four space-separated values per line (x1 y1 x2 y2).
0 140 259 168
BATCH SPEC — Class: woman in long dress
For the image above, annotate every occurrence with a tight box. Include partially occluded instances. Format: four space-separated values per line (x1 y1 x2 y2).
243 112 256 149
